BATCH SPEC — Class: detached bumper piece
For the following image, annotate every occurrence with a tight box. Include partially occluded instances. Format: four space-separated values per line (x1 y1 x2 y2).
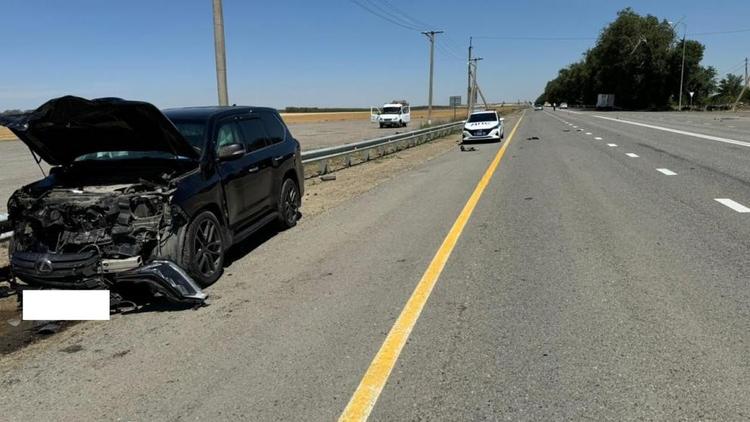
116 260 207 304
11 252 207 304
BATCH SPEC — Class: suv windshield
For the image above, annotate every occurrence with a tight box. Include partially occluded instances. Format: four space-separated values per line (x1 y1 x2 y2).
382 107 401 114
468 113 498 123
170 120 208 154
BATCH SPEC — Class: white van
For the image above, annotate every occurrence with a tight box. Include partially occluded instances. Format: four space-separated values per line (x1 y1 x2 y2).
463 110 504 142
371 101 411 128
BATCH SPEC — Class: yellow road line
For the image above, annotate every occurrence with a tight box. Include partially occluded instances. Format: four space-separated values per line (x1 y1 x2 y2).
339 111 526 421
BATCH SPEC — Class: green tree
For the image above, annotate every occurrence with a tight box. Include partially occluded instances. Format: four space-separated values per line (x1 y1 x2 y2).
539 8 716 109
716 74 745 102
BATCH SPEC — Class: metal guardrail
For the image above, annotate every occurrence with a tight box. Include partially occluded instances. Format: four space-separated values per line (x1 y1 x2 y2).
300 121 463 178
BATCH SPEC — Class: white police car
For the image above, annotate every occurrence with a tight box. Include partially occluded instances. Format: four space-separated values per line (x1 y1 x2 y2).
462 110 504 142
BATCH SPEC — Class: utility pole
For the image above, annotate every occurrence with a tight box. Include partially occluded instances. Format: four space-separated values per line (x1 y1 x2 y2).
467 36 473 110
212 0 229 106
677 24 687 111
422 31 443 125
734 57 749 111
468 57 483 114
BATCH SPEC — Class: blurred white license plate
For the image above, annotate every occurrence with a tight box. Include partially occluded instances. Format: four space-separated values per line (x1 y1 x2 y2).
23 290 110 320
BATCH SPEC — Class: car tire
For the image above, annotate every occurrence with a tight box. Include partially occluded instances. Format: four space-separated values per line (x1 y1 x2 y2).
277 178 301 230
181 210 225 287
379 123 384 128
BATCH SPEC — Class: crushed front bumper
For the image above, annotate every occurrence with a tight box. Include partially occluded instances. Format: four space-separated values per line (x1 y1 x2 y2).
11 251 207 304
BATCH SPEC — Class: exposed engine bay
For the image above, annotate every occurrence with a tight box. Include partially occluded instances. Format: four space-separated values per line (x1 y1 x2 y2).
8 179 206 304
10 182 177 260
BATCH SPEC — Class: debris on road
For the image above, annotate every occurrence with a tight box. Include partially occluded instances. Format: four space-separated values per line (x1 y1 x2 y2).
526 136 540 140
36 321 61 335
460 145 477 152
320 174 337 181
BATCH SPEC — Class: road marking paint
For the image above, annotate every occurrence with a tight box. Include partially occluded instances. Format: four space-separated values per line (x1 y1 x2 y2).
607 143 618 147
715 198 750 213
573 125 578 128
656 168 677 176
593 115 750 148
338 112 526 422
585 132 592 135
626 153 639 157
594 137 602 140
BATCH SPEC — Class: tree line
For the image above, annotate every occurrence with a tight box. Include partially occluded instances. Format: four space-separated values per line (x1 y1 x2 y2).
537 8 749 109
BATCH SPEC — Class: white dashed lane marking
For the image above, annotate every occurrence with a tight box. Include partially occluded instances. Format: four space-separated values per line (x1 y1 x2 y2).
594 137 602 140
607 144 617 147
715 198 750 213
656 168 677 176
626 153 639 158
585 132 592 135
593 114 750 148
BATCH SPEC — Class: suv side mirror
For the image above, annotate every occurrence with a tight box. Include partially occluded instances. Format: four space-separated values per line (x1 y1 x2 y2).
217 143 245 161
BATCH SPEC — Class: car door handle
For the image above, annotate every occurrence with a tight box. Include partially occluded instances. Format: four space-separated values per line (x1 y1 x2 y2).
248 166 259 173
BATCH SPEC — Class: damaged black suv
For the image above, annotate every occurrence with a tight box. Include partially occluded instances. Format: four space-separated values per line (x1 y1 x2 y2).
0 96 303 303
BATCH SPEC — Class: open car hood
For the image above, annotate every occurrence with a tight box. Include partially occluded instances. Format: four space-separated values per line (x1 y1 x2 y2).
0 96 199 165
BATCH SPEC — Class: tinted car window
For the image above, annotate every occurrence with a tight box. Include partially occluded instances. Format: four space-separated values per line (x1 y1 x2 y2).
261 112 286 144
238 118 269 152
216 121 241 150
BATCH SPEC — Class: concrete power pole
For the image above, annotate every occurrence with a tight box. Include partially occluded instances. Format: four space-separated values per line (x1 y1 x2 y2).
734 57 749 111
678 29 687 111
212 0 229 106
467 37 473 109
422 31 443 125
468 57 483 114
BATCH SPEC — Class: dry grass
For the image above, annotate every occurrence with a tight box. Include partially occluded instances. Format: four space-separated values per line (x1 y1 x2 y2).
0 127 15 141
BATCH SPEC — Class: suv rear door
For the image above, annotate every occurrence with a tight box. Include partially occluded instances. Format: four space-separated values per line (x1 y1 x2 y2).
259 111 294 184
236 117 274 221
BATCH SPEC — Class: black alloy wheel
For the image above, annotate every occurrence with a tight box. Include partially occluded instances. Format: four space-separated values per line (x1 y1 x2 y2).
278 178 301 229
184 211 225 286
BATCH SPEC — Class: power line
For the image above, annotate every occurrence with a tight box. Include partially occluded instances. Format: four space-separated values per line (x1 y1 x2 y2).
718 60 746 76
360 0 425 30
348 0 421 31
474 35 596 41
435 42 464 61
378 0 431 30
349 0 463 61
689 28 750 36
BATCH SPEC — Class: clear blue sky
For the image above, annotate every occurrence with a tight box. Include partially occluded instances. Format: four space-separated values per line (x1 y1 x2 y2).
1 0 748 110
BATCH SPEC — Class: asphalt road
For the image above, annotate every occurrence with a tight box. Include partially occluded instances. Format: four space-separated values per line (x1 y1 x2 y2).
4 109 750 420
